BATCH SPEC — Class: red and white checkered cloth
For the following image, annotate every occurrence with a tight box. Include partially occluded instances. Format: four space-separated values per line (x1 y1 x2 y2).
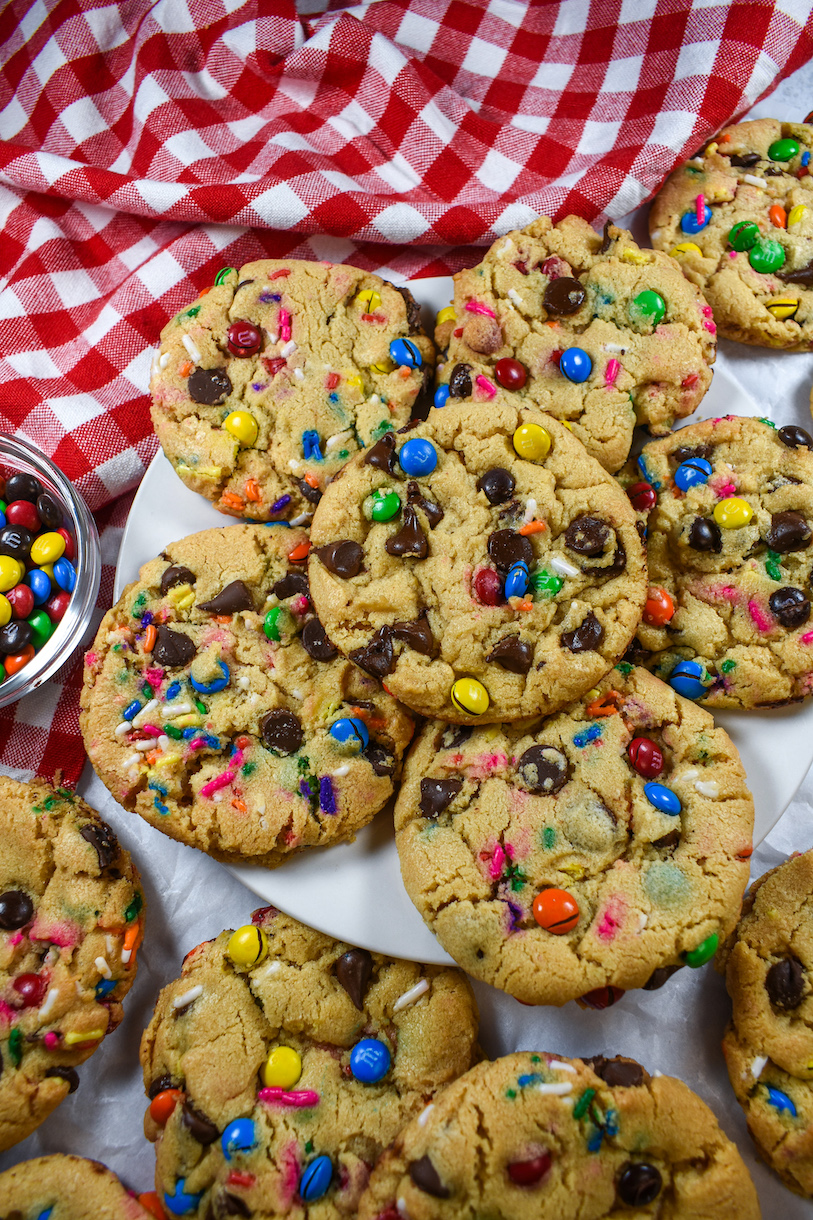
0 0 811 786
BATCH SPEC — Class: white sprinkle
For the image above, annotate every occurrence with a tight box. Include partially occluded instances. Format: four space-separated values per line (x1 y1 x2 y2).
418 1103 434 1127
523 498 538 524
262 960 281 976
496 240 513 256
396 1199 410 1220
172 984 203 1010
638 912 648 931
744 174 767 189
259 817 268 830
533 1081 573 1095
289 512 311 526
291 689 303 700
44 947 59 968
603 342 627 354
368 394 381 406
161 702 192 719
213 791 224 803
293 367 305 380
680 768 699 782
393 978 430 1013
38 988 59 1019
688 158 704 168
159 351 171 369
127 766 140 783
133 738 155 751
507 288 523 307
548 1060 577 1073
121 946 132 964
182 334 202 364
249 694 260 707
114 721 131 737
158 735 171 752
326 429 354 453
95 956 112 980
237 675 250 691
751 1055 768 1079
650 229 662 242
280 340 297 357
332 764 350 777
132 699 159 727
550 554 580 578
266 332 279 345
652 1069 663 1078
695 780 719 798
105 936 115 956
150 353 159 377
288 458 303 472
121 753 141 768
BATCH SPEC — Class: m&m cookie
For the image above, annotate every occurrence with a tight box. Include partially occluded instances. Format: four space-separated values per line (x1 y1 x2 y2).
0 1154 152 1219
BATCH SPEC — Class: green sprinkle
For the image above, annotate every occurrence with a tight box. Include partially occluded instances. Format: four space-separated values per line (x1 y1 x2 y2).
338 449 349 459
125 893 144 923
506 1088 517 1099
164 724 182 740
758 417 777 429
766 550 782 582
241 763 256 777
305 1140 314 1154
132 592 147 618
615 661 633 675
215 267 236 285
573 1088 596 1120
43 795 60 810
542 827 556 849
195 700 207 715
142 682 153 698
685 165 702 174
720 659 736 674
8 1027 22 1067
184 306 201 318
371 420 395 440
531 1055 541 1063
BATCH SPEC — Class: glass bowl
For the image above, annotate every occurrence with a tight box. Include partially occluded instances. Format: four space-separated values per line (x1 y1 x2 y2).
0 434 101 708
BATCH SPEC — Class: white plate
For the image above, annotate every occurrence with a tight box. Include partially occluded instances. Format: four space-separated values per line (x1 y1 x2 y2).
116 277 813 963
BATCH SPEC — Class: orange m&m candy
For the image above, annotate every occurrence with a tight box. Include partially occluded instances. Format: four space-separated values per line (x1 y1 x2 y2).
532 888 579 934
149 1087 183 1126
138 1193 168 1219
643 586 675 627
5 645 35 676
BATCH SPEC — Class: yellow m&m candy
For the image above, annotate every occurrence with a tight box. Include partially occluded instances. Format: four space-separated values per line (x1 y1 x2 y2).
437 306 456 324
356 290 382 313
223 410 259 447
788 204 809 227
227 925 269 969
0 595 11 628
262 1045 302 1089
668 242 703 257
0 557 24 593
713 497 753 529
766 297 799 320
512 423 551 461
451 677 490 716
30 532 65 566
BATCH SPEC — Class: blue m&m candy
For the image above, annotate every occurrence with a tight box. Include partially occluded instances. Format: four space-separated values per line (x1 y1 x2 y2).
349 1038 391 1083
25 568 51 605
398 439 437 477
329 717 369 752
163 1179 204 1215
766 1086 797 1116
504 561 529 599
673 458 712 492
299 1155 333 1201
389 338 422 368
221 1117 257 1160
434 384 450 409
559 347 592 383
644 782 682 816
668 659 708 700
680 204 712 234
53 556 76 592
191 660 230 694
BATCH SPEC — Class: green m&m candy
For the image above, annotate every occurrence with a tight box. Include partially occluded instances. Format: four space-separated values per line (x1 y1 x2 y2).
683 931 719 968
365 490 401 522
749 239 786 274
728 221 759 251
629 290 666 328
768 137 800 162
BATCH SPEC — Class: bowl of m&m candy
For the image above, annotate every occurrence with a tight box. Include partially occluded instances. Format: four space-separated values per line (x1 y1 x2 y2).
0 434 100 706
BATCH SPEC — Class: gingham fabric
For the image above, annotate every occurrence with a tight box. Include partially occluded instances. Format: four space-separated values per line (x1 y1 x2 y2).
0 0 811 786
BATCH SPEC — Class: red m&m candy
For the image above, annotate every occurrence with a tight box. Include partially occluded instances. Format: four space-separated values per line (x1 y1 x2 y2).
473 567 503 606
532 888 579 934
627 481 656 512
7 584 34 620
227 320 262 357
507 1151 552 1185
56 527 75 561
628 737 664 778
494 358 528 390
13 972 48 1007
5 500 40 531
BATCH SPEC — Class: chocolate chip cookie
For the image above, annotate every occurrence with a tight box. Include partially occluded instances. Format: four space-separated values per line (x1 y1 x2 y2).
434 214 715 472
0 777 143 1151
0 1154 151 1218
395 665 753 1006
308 398 647 724
150 261 434 523
140 908 479 1219
357 1053 760 1220
650 118 813 348
81 524 414 868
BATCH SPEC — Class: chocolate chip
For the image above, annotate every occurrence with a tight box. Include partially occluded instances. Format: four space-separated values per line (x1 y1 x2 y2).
767 510 812 553
603 537 627 578
769 586 810 628
564 516 610 557
198 580 254 613
298 478 322 504
160 565 197 595
652 829 681 852
45 1065 80 1093
543 276 586 315
351 627 395 677
273 572 309 600
391 283 423 334
688 517 722 552
642 964 682 990
672 444 713 465
314 540 364 578
182 1100 219 1144
0 890 33 930
153 625 196 668
600 220 614 253
487 529 533 571
335 947 373 1010
365 433 397 473
218 1194 251 1217
260 709 304 755
729 151 760 167
409 1156 450 1198
441 725 473 750
385 505 428 558
148 1074 174 1098
516 745 569 794
587 1055 645 1087
778 425 813 449
391 614 434 655
367 746 395 777
622 637 648 666
779 260 813 287
617 1163 662 1207
449 363 472 398
80 821 118 870
419 778 463 818
407 482 443 527
766 955 806 1009
488 636 533 673
301 617 338 661
561 612 604 652
36 493 62 530
188 366 232 405
477 467 516 505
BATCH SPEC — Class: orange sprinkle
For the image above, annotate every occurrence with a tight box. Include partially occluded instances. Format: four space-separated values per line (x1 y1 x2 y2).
144 750 160 765
231 798 247 812
719 131 731 142
199 286 211 296
769 204 787 229
142 624 157 652
235 735 251 749
545 319 560 328
288 540 311 563
399 366 411 379
213 614 232 624
244 478 262 503
736 844 754 860
304 471 320 489
586 691 620 718
221 491 246 510
123 922 141 953
518 520 547 536
138 1192 168 1220
517 599 533 611
349 706 369 719
180 360 193 377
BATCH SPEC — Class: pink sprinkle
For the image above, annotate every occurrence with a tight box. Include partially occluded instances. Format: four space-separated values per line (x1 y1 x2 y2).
703 320 716 333
702 305 713 317
489 843 505 879
141 725 161 738
465 300 496 317
716 482 736 499
85 651 98 666
143 667 164 689
188 737 206 752
31 918 79 948
292 594 310 616
279 1141 301 1210
728 250 737 258
200 770 237 799
748 599 772 633
43 1031 61 1049
258 1087 320 1108
801 631 813 645
475 374 497 398
279 308 291 341
0 1001 16 1025
696 194 705 224
8 932 23 946
605 358 620 386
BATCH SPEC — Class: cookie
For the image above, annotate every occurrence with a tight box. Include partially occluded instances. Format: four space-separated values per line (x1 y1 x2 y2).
356 1052 760 1220
307 398 647 724
434 214 715 472
720 850 813 1196
140 907 480 1219
150 260 434 523
0 777 143 1152
81 525 414 868
394 665 753 1006
0 1154 151 1219
629 414 813 709
650 118 813 349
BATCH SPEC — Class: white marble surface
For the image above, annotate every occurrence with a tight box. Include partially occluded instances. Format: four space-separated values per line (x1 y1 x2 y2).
3 56 813 1216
